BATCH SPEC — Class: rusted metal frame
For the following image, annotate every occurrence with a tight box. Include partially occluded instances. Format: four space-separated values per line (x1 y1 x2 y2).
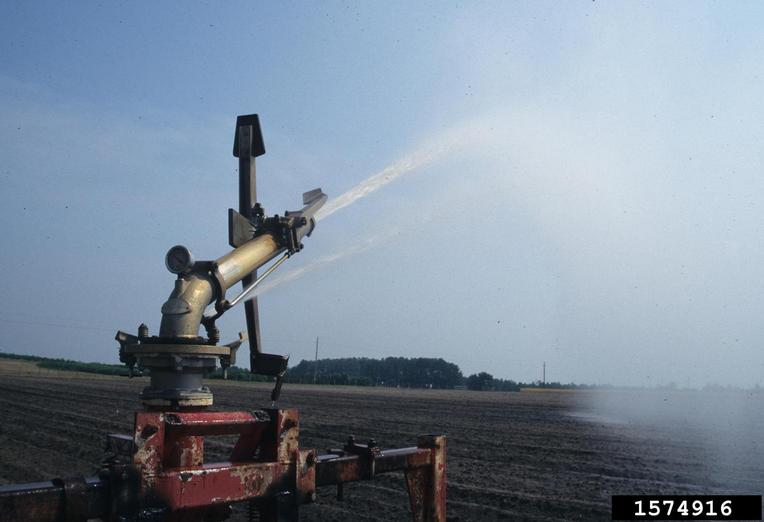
229 411 270 461
149 461 292 509
405 467 429 522
134 411 167 475
132 409 305 519
259 408 300 463
1 407 445 522
295 449 317 504
0 443 443 521
152 449 315 510
424 435 447 522
404 436 446 522
314 439 445 521
164 411 270 437
314 447 431 486
133 410 269 468
250 408 301 521
0 457 308 520
164 433 204 469
0 477 108 522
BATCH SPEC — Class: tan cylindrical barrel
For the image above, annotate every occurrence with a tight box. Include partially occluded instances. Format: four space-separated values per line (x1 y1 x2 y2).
215 234 283 290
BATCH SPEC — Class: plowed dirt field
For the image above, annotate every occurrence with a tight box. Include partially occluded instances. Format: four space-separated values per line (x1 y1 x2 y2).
0 360 761 521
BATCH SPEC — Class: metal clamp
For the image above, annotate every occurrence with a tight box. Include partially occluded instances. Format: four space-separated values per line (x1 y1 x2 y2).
343 436 381 479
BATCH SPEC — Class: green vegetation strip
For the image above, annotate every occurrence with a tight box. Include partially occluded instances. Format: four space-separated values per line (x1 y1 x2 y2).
0 351 133 377
0 352 614 391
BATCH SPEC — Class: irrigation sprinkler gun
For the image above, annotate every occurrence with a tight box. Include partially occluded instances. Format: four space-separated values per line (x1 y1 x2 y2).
0 115 446 522
116 115 326 407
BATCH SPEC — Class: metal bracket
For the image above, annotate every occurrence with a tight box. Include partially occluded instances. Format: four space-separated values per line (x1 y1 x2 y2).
228 208 255 248
343 436 380 479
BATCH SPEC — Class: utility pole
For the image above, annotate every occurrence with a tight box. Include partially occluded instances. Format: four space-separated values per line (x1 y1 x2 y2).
542 361 546 386
313 336 319 385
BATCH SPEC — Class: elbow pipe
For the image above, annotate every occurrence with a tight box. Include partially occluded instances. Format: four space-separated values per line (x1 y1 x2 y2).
158 234 284 339
158 275 215 339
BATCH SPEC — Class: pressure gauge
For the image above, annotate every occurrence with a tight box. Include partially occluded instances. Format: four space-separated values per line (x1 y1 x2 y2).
165 245 195 275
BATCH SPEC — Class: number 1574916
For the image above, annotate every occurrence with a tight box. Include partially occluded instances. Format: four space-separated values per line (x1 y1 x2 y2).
634 499 732 518
611 495 762 520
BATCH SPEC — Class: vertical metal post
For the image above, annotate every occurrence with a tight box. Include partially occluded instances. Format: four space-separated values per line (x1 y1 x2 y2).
239 127 261 366
252 409 301 522
233 115 266 369
405 435 446 521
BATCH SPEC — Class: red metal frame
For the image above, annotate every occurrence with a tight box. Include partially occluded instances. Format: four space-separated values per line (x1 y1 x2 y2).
133 409 309 519
0 408 446 521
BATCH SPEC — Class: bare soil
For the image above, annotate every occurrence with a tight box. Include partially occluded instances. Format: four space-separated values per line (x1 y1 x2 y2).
0 360 761 521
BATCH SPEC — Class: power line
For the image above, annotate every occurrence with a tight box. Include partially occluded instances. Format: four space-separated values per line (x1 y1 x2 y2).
313 336 319 384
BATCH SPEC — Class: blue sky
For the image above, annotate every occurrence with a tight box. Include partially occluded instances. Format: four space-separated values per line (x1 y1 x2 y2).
1 2 763 386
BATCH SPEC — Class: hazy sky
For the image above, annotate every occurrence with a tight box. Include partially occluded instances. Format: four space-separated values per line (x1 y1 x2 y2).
1 2 763 386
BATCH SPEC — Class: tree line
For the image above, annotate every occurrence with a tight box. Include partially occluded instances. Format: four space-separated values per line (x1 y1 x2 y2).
0 351 621 392
284 357 465 388
226 357 526 391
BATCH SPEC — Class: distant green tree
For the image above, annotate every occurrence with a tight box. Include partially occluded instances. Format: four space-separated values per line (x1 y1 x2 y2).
493 378 521 392
287 357 464 389
466 372 494 391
